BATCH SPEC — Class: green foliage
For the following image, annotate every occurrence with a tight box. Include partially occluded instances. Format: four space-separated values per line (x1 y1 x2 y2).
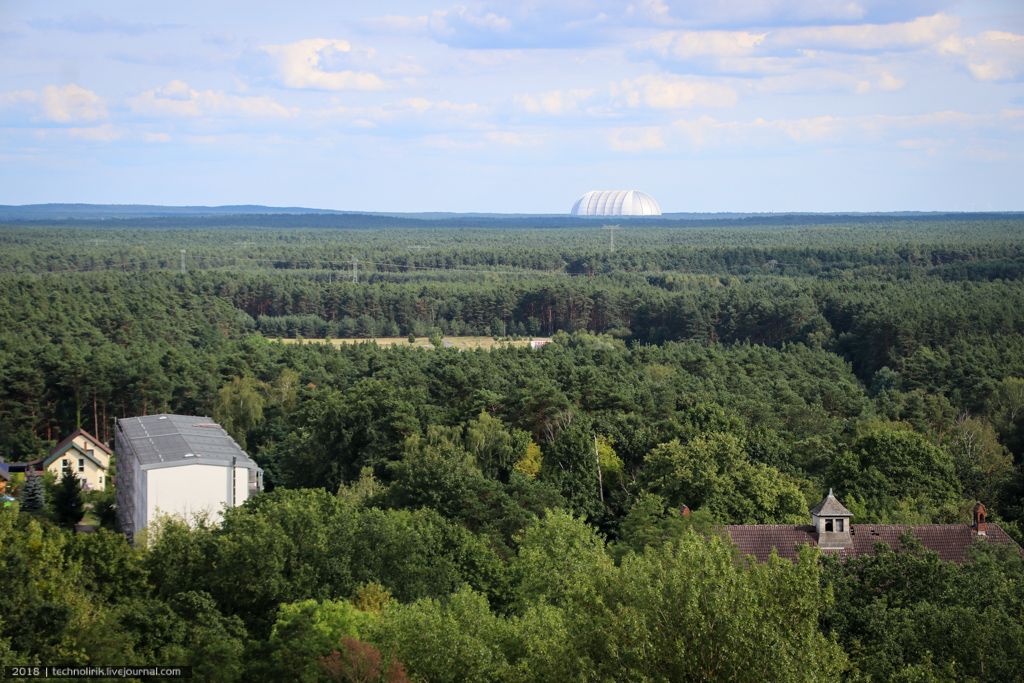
822 542 1024 681
540 421 603 519
3 217 1024 679
568 537 847 682
52 469 85 528
268 599 375 683
19 471 46 513
145 489 507 632
830 426 960 519
510 510 611 611
465 411 530 481
213 375 267 449
610 493 686 560
513 441 542 479
640 434 808 523
68 530 149 603
945 415 1014 506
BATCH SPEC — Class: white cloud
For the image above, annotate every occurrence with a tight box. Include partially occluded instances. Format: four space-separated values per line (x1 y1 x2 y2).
639 14 962 77
362 15 430 34
767 13 959 52
625 0 673 25
609 126 665 151
484 131 543 146
855 70 906 94
262 39 385 91
940 31 1024 82
612 75 738 109
430 6 512 39
399 97 482 115
670 109 1020 149
514 89 596 115
40 84 107 123
66 124 120 142
877 71 905 91
0 89 38 108
647 30 767 60
129 81 294 118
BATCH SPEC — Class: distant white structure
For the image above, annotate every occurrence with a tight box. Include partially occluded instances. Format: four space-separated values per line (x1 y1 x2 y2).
571 190 661 216
116 414 263 542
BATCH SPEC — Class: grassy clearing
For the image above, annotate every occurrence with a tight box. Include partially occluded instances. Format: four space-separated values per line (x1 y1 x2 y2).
272 336 542 350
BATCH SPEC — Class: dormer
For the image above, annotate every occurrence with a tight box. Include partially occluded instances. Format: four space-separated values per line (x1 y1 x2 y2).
811 488 853 549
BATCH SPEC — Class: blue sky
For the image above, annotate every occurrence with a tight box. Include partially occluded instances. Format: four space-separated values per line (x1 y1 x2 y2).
1 1 1022 212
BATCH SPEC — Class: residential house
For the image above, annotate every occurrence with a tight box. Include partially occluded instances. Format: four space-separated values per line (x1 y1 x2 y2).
41 429 111 491
115 414 263 542
726 490 1021 563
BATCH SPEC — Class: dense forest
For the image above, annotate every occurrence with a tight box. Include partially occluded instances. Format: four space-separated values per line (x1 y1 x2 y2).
2 215 1024 681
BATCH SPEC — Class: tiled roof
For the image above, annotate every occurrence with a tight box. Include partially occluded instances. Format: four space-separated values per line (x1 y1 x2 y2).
726 524 1021 563
726 525 819 562
49 428 111 457
810 489 853 517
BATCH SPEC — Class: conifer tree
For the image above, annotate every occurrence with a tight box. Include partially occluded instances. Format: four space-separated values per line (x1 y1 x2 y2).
20 470 46 513
53 469 84 528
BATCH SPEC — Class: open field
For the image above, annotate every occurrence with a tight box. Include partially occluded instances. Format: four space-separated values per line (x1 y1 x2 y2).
272 336 544 350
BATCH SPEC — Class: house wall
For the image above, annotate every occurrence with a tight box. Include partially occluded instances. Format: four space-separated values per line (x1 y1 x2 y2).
234 466 251 506
45 450 106 490
115 425 142 539
71 434 110 469
146 463 234 527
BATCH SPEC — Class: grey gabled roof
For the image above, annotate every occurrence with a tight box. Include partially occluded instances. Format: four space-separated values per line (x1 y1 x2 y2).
117 415 259 469
810 489 853 517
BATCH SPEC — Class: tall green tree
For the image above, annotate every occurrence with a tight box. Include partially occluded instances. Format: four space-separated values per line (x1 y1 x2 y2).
213 375 267 450
53 469 85 528
20 471 46 514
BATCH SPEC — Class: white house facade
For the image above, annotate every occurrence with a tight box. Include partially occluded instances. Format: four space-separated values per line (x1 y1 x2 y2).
115 414 263 542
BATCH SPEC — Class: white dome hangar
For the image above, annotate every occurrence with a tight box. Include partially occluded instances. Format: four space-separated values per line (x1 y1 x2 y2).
570 190 661 216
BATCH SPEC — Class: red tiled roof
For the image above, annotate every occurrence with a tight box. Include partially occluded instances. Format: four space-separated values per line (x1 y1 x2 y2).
725 524 1021 563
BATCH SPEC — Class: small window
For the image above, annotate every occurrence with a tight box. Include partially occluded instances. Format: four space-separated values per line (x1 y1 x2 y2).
99 475 103 485
836 519 844 532
825 519 834 532
78 458 85 472
62 458 70 471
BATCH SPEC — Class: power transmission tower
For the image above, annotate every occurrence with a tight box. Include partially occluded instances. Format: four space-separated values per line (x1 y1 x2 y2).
180 249 186 274
602 225 620 253
351 256 358 284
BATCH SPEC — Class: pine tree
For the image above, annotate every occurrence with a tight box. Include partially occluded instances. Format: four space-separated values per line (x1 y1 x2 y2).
53 469 84 528
20 470 46 513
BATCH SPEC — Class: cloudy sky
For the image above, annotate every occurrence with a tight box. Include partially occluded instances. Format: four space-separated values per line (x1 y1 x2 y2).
1 1 1022 212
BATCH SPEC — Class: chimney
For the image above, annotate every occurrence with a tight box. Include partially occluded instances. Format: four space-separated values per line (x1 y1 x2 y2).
972 502 987 536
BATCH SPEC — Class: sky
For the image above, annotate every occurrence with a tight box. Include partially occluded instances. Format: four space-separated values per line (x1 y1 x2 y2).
0 1 1022 212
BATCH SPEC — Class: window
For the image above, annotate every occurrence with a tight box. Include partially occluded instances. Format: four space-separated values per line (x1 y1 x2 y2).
62 458 70 471
824 519 834 532
836 519 845 532
78 458 85 473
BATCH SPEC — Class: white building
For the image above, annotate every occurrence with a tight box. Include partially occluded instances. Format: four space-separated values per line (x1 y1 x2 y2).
570 190 662 216
115 414 263 542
